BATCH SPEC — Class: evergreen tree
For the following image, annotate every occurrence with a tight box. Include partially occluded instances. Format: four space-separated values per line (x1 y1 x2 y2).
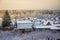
2 10 11 28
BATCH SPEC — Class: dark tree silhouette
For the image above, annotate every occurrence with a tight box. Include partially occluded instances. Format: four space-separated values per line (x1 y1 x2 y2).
2 10 11 28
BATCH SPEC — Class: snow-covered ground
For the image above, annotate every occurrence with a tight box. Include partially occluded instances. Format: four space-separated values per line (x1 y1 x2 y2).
0 30 60 40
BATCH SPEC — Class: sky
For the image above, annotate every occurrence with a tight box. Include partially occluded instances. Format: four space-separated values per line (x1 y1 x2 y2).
0 0 60 10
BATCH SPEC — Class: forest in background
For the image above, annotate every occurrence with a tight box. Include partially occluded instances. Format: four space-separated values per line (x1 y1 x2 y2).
0 10 60 19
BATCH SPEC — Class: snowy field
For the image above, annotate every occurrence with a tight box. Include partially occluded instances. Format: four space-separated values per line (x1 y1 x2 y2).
0 30 60 40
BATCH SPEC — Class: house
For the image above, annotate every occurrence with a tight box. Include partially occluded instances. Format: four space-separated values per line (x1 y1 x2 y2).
56 17 60 21
16 20 33 30
34 20 54 30
0 18 2 27
43 20 54 25
50 24 60 30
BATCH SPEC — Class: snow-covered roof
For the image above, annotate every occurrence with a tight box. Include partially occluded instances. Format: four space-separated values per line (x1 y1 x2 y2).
17 20 33 23
17 20 33 29
43 20 54 25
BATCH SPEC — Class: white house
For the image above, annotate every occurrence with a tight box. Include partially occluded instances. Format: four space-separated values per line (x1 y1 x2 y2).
0 18 2 27
50 24 60 30
17 20 33 29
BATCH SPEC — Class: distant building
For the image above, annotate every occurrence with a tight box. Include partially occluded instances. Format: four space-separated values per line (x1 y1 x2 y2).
56 17 60 21
0 18 2 27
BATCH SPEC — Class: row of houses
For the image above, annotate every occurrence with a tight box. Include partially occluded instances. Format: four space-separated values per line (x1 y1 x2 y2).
0 16 60 31
15 17 60 30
